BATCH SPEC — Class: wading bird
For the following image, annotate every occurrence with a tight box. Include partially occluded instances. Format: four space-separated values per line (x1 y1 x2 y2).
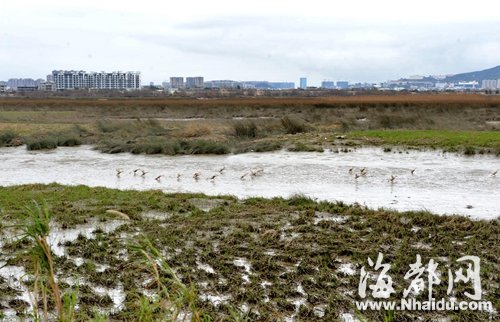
348 168 353 174
492 170 498 177
193 172 201 180
177 173 182 181
389 175 397 183
354 174 360 179
251 168 264 177
411 169 416 175
209 174 218 181
155 175 163 182
219 166 226 174
133 168 141 175
116 169 123 177
240 172 249 180
140 170 148 177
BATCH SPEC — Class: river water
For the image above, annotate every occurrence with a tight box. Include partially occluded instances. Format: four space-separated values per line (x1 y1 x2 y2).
0 146 498 219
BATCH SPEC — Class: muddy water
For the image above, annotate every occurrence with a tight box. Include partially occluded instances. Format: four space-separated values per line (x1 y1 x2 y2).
0 146 498 219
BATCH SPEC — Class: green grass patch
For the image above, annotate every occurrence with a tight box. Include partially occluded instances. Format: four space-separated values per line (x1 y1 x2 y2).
348 130 500 152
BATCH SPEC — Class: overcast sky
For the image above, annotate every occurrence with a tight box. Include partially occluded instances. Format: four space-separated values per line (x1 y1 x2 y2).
1 0 500 86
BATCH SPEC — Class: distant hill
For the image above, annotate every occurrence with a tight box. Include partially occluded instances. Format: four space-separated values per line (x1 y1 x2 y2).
444 65 500 83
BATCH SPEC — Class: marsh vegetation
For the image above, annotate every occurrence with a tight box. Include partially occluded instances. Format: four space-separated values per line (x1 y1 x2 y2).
0 95 499 155
0 185 498 321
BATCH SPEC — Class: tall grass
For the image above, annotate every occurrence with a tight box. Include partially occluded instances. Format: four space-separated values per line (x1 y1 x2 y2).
130 238 208 322
22 201 76 322
0 131 17 147
26 134 82 150
96 119 166 136
281 116 308 134
98 138 229 155
232 121 258 138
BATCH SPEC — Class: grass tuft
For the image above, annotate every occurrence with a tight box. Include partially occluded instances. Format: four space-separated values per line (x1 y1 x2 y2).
233 121 258 138
281 116 308 134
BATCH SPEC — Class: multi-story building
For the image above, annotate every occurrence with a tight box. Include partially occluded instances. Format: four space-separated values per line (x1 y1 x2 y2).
7 78 38 90
321 81 335 89
299 77 307 89
51 70 141 90
204 80 241 89
0 81 7 93
170 77 184 89
185 77 204 88
38 81 56 91
336 81 349 89
482 79 498 90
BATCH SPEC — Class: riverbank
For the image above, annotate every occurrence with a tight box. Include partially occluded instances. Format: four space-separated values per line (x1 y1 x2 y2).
0 184 498 321
1 95 499 155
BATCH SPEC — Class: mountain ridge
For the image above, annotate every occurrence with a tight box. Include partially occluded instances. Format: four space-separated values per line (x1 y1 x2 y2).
443 65 500 83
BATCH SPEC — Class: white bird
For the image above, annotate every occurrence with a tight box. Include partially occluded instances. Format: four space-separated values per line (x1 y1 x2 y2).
116 169 123 177
251 168 264 177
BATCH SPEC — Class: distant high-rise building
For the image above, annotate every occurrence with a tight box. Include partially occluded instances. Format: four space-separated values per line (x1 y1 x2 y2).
482 79 498 90
0 81 7 93
299 77 307 89
7 78 37 90
204 80 241 89
51 70 141 90
321 81 335 89
170 77 184 89
336 81 349 89
185 77 204 88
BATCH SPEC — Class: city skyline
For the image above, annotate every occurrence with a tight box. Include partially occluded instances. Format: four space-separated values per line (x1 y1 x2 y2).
1 0 500 85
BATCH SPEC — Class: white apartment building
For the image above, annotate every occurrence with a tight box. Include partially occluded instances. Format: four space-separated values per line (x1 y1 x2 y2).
481 79 498 89
186 77 204 88
51 70 141 90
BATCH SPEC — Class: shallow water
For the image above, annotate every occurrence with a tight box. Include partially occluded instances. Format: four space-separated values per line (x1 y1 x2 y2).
0 146 498 219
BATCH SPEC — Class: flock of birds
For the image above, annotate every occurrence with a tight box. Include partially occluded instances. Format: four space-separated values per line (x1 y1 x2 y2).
115 166 498 185
346 167 498 183
348 166 416 183
114 166 265 183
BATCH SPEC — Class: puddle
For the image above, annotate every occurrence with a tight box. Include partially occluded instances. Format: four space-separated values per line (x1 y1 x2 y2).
188 198 228 212
199 293 231 307
233 257 252 284
0 264 32 310
314 212 348 225
0 146 499 219
197 262 216 275
47 218 126 257
337 263 356 276
341 312 361 322
92 284 126 312
141 210 173 220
